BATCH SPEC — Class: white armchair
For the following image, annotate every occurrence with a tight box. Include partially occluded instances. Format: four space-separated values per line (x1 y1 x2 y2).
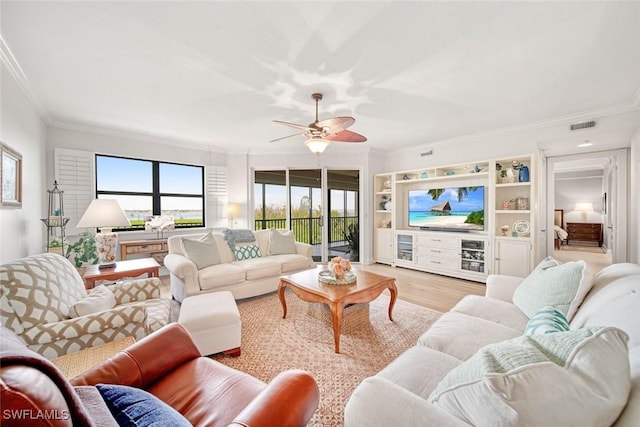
0 253 170 359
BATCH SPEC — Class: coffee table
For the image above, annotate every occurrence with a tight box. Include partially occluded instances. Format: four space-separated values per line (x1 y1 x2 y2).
83 258 161 289
278 266 397 353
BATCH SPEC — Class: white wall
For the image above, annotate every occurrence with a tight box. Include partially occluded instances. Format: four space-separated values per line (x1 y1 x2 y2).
631 128 640 263
0 63 47 263
46 125 225 181
383 128 541 172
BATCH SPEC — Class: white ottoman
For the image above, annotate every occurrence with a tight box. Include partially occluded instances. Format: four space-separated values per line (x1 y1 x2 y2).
178 291 241 357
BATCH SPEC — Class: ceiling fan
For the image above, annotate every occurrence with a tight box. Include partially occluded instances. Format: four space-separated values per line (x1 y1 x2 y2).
271 93 367 154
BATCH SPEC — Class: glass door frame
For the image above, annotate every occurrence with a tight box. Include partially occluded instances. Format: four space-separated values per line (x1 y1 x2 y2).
252 166 362 264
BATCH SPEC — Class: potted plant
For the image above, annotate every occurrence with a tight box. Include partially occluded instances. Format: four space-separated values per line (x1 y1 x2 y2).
65 230 99 270
343 222 359 262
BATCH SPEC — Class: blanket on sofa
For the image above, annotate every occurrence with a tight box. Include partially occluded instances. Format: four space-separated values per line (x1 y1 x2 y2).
222 228 256 250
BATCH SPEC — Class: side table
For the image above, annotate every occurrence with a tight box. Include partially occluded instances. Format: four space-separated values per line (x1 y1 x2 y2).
83 258 161 289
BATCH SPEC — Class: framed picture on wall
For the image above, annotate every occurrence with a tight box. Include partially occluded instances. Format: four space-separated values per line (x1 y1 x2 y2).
0 142 23 208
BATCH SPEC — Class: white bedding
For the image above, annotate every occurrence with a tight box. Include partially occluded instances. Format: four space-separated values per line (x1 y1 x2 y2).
554 225 568 241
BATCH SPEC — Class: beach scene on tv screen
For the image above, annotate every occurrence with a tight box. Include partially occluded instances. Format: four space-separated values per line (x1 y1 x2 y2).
409 187 484 229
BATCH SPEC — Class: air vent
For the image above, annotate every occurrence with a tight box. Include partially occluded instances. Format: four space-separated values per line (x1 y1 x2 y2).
570 120 596 131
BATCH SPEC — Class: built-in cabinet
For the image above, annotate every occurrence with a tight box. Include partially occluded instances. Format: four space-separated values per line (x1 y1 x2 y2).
373 155 536 282
393 231 489 281
373 174 394 265
493 239 531 278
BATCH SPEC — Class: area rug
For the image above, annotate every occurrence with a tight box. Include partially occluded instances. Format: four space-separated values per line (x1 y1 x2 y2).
211 289 442 426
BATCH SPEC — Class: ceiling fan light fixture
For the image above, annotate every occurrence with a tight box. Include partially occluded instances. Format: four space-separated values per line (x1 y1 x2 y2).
305 137 330 154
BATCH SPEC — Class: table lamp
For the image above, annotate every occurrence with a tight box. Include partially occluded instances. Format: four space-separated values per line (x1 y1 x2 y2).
226 203 241 229
76 199 131 269
575 202 594 221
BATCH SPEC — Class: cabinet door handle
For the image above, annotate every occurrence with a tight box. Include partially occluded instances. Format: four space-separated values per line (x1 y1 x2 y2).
431 261 441 264
431 249 441 253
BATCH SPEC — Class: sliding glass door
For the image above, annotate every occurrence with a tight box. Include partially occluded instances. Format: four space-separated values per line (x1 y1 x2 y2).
254 168 360 263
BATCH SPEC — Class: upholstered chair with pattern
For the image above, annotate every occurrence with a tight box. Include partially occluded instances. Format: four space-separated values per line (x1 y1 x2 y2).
0 253 170 359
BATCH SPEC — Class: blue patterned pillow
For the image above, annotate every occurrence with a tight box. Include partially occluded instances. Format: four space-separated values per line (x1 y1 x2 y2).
525 306 569 336
97 384 190 427
234 244 261 261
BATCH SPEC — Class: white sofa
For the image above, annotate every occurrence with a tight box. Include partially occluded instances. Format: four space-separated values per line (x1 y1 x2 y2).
345 262 640 426
164 229 315 302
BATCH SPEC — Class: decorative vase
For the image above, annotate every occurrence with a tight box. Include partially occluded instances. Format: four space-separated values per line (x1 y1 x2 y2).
519 166 530 182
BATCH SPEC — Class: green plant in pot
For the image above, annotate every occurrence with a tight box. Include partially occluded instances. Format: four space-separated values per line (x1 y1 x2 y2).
343 222 359 262
65 230 99 268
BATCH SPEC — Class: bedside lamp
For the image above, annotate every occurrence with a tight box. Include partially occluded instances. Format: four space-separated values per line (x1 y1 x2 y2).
226 203 241 229
76 199 131 269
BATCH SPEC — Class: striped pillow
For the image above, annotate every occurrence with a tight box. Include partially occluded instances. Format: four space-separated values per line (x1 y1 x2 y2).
525 306 569 336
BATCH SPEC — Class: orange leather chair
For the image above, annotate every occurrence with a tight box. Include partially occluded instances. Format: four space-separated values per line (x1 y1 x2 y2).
1 323 319 426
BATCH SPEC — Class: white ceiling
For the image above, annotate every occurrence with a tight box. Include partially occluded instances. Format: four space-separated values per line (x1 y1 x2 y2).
2 1 639 155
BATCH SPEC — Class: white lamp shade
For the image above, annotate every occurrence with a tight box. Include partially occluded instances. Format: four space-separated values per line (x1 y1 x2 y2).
304 137 330 154
226 203 241 218
76 199 131 229
574 202 594 212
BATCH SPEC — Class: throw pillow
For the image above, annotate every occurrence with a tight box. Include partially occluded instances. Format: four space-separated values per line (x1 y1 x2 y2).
234 244 261 261
429 327 630 427
97 384 191 427
512 256 592 321
268 229 296 255
68 286 116 318
181 232 221 269
524 305 569 336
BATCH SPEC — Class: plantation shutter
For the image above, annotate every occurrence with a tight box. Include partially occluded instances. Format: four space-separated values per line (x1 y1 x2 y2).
206 166 227 228
54 148 95 237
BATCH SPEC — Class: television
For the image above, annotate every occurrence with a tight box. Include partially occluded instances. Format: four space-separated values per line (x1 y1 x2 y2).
408 186 485 231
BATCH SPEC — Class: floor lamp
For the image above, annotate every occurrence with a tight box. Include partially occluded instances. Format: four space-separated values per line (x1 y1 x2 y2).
76 199 131 269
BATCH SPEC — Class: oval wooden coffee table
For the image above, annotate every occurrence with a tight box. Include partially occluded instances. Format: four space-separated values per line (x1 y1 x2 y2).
278 266 397 353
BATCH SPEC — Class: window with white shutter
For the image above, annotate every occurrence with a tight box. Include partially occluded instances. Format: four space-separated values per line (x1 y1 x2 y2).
54 148 94 236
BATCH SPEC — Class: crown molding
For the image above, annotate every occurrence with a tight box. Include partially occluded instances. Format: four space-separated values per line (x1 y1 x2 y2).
49 119 226 154
399 101 640 154
0 34 51 124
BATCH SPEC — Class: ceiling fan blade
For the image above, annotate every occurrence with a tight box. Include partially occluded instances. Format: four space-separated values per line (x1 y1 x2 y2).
316 116 355 132
273 120 312 131
270 132 306 143
325 130 367 143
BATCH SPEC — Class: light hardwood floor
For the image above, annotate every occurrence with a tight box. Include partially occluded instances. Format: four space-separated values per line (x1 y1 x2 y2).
357 263 485 312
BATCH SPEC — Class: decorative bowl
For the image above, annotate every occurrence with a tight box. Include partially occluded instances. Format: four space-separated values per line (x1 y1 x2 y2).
318 270 357 285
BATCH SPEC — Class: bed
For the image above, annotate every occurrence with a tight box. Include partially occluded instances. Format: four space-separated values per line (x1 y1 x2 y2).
554 209 568 250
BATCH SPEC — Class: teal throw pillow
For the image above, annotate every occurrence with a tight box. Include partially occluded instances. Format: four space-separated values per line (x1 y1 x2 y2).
524 305 569 336
97 384 191 427
234 244 261 261
181 232 220 269
512 256 592 321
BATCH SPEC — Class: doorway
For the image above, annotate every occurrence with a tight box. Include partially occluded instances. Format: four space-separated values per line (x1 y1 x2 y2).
253 168 361 263
546 149 628 268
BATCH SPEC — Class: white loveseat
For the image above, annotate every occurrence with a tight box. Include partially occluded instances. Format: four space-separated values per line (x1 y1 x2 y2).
345 262 640 426
164 229 315 302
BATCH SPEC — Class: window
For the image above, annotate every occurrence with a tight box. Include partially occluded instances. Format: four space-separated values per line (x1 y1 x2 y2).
96 155 205 230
